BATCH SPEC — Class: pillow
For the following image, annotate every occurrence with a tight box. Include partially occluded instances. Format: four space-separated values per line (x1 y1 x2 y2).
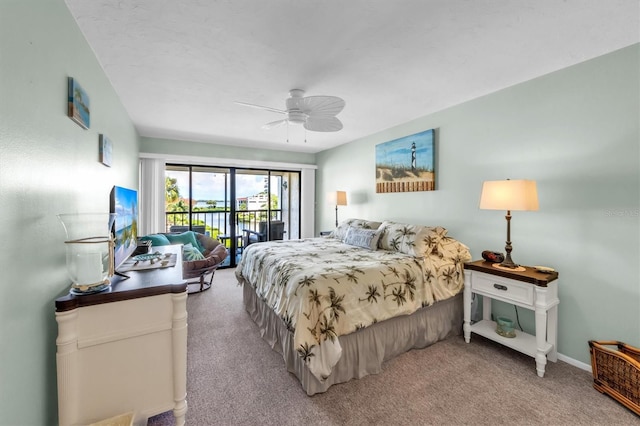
139 233 170 247
166 231 204 253
182 243 206 261
377 221 448 257
343 227 380 250
429 237 472 263
329 218 383 240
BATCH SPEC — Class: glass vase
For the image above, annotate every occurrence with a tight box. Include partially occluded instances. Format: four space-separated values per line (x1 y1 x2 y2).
57 213 116 295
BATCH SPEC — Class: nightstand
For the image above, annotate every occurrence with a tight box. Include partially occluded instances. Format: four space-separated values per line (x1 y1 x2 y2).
463 260 559 377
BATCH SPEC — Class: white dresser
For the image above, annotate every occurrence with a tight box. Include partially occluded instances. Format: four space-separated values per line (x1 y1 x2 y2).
55 246 187 426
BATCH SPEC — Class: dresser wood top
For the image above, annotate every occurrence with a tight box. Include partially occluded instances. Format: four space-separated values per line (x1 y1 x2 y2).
465 260 559 287
55 245 187 312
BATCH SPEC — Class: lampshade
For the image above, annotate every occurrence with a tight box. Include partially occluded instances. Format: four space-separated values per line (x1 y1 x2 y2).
333 191 347 206
479 180 539 211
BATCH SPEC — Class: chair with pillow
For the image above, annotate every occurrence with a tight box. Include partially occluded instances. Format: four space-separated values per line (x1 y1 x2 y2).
139 231 228 293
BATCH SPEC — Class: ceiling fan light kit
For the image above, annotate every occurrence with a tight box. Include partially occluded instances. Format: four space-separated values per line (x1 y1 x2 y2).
237 89 345 134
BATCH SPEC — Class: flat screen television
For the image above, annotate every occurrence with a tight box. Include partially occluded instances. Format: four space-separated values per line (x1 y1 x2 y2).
110 186 138 273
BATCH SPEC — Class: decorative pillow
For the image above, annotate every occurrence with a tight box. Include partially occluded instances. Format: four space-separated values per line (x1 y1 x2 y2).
377 221 448 257
166 231 204 254
343 227 380 250
329 218 383 240
430 237 472 263
182 243 206 261
139 233 170 247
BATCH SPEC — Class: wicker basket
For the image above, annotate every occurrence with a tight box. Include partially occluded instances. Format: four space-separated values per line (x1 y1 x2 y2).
588 340 640 415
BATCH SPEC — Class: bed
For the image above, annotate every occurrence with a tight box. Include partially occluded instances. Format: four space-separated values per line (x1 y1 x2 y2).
235 219 472 395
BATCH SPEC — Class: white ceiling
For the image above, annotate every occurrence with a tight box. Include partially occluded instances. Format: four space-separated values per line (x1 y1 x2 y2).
65 0 639 154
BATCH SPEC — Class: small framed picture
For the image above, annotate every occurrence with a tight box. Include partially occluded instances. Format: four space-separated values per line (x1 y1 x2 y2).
67 77 90 129
99 134 112 167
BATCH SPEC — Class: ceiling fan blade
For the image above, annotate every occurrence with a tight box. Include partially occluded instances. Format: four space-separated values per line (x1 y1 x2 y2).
301 96 345 117
304 116 343 132
261 119 288 130
235 101 286 114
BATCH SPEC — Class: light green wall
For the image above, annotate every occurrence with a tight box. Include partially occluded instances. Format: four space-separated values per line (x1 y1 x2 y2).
316 44 640 365
141 136 316 165
0 1 140 424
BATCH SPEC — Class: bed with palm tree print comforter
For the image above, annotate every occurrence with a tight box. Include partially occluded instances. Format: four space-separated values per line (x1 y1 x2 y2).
236 223 471 382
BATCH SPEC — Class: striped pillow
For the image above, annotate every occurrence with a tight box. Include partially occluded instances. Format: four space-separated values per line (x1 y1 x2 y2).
343 227 380 250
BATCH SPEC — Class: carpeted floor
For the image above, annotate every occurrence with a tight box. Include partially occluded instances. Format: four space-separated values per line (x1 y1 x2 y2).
148 268 638 425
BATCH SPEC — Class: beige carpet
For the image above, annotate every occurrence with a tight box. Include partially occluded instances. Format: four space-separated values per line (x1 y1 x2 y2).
148 268 638 425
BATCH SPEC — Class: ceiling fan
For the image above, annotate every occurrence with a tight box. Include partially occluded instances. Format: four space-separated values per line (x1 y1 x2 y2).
236 89 345 132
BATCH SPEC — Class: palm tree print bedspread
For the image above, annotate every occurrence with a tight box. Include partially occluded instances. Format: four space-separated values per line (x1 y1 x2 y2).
236 236 470 381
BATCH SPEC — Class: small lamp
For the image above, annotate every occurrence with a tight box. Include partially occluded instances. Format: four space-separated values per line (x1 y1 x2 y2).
332 191 347 227
479 179 539 269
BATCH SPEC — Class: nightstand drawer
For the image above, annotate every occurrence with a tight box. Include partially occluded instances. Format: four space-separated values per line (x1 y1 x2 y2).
472 272 534 306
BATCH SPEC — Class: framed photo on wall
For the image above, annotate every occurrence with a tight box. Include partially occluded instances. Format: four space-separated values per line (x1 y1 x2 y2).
375 129 435 193
67 77 90 129
99 134 112 167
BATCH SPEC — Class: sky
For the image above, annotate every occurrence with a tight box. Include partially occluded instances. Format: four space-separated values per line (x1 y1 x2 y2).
375 129 434 170
112 185 137 228
167 170 280 201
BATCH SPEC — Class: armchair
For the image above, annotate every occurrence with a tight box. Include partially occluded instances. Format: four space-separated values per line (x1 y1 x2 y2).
242 220 285 248
182 232 228 293
139 231 228 294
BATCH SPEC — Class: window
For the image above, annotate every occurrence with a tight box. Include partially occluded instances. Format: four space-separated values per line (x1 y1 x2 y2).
165 164 300 267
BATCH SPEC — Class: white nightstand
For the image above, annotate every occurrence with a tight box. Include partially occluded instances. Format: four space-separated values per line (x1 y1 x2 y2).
463 260 559 377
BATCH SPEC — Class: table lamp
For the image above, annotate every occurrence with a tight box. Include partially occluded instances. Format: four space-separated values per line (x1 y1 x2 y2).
479 179 539 270
332 191 347 227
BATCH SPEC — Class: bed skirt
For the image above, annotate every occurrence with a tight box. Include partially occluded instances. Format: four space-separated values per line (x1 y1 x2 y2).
241 280 463 395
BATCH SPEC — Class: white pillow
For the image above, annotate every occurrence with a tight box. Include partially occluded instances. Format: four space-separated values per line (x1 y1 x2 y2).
343 227 380 250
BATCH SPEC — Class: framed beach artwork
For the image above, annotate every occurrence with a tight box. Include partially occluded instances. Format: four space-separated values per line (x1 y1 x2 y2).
375 129 435 193
67 77 90 129
99 134 112 167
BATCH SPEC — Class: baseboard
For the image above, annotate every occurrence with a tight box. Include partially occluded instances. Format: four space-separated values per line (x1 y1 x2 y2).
558 352 592 372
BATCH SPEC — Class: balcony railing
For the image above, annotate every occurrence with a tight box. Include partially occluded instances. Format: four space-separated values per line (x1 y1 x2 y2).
165 209 283 241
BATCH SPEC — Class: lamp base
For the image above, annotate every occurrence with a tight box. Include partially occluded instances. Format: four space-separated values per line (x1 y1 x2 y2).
492 263 526 272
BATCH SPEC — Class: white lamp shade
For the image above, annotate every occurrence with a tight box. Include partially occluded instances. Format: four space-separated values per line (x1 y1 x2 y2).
329 191 347 206
479 180 539 211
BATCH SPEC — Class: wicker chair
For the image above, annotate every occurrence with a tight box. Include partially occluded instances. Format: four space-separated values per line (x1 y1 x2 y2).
182 233 228 293
139 231 228 293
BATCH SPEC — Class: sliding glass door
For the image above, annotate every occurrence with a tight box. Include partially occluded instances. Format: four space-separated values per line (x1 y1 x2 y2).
165 164 300 267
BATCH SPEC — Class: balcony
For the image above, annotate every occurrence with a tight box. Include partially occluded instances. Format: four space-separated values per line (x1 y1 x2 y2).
165 209 284 267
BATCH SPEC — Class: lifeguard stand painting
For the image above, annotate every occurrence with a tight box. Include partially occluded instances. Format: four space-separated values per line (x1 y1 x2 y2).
375 129 435 193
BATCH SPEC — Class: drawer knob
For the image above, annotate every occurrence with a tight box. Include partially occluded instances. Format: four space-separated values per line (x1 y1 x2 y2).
493 283 508 291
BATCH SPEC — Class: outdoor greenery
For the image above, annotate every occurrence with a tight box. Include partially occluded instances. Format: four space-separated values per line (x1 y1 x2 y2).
164 175 280 236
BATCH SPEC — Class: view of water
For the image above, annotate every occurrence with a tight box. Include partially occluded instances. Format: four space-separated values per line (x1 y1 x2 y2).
193 200 230 209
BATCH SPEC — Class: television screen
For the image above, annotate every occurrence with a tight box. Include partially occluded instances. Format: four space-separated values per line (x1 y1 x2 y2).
110 186 138 272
